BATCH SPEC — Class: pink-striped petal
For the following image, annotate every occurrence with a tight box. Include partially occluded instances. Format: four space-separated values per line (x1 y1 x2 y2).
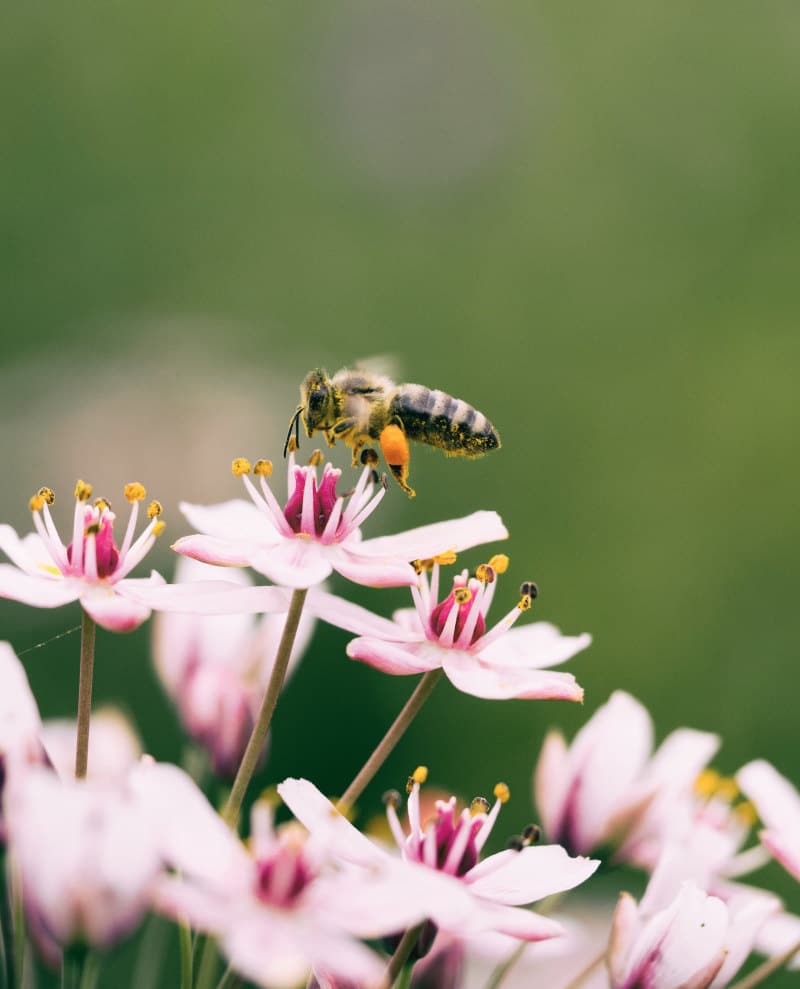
479 623 592 670
172 534 254 568
0 565 81 607
180 499 280 541
81 586 152 632
464 845 599 906
332 546 418 587
346 637 442 675
534 729 571 842
126 578 291 615
442 652 584 701
0 527 50 576
358 511 508 562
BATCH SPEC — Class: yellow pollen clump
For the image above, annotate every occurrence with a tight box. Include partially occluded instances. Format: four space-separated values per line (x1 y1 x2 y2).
411 559 427 575
715 778 740 803
433 550 457 567
124 482 146 503
146 500 163 520
734 800 759 828
308 450 324 467
254 459 273 477
470 796 490 816
231 458 252 477
29 494 46 512
412 765 428 784
37 486 55 505
94 498 110 512
517 594 533 612
494 782 511 804
454 587 472 605
286 436 299 454
694 769 722 798
74 480 93 502
475 564 496 584
489 554 509 574
152 521 166 538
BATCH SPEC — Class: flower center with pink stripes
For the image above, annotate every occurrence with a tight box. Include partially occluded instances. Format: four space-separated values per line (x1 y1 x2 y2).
254 840 314 908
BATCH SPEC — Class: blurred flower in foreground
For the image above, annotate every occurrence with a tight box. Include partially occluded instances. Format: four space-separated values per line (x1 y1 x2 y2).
153 557 316 777
309 558 588 700
148 769 416 989
40 708 141 782
535 690 719 858
0 480 167 631
279 770 599 946
737 759 800 883
5 765 162 964
174 452 508 589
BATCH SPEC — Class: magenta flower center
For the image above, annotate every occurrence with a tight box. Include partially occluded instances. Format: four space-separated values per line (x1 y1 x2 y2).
254 847 313 908
411 802 482 877
429 587 486 646
283 465 341 538
66 510 120 578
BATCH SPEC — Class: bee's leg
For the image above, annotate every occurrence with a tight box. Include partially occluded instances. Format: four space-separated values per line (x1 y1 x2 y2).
379 421 416 498
323 428 337 448
349 440 364 467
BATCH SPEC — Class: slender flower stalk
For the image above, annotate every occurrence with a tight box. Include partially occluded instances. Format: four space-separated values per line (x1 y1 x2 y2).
74 612 96 779
728 939 800 989
382 924 424 989
561 951 606 989
178 920 192 989
483 941 527 989
222 588 309 829
337 669 444 814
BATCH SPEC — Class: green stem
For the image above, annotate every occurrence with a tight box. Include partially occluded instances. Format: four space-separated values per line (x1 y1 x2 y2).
0 851 15 989
131 915 169 989
483 942 526 989
337 669 444 815
179 920 193 989
728 940 800 989
78 954 99 989
214 965 242 989
381 925 422 989
222 588 308 829
10 862 24 989
562 951 606 989
74 611 96 779
194 937 220 989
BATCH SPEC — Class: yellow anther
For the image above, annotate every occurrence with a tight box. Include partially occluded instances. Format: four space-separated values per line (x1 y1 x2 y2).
124 482 146 503
489 554 509 574
232 457 252 476
254 459 273 478
433 550 457 567
518 594 533 611
470 796 490 816
454 587 472 605
286 436 299 454
29 494 45 512
475 564 496 584
412 765 428 785
147 500 163 520
37 487 55 506
694 769 722 798
734 800 759 828
715 778 739 803
94 498 110 512
411 559 427 575
308 449 324 467
257 786 281 808
494 782 510 804
74 480 93 501
152 520 166 538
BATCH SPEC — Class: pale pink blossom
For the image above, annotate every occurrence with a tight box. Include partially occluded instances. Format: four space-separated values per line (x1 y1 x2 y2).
173 452 508 590
153 556 315 777
5 765 163 962
0 480 167 632
737 759 800 883
308 558 588 701
39 709 141 783
278 773 599 947
143 765 416 989
534 691 719 859
607 846 777 989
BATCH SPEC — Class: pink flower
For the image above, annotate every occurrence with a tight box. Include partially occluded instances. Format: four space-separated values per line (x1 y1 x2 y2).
308 557 589 700
5 765 163 963
0 480 167 632
737 759 800 883
153 557 316 777
173 453 508 590
278 772 599 947
39 709 141 783
143 766 416 989
608 846 777 989
534 691 720 858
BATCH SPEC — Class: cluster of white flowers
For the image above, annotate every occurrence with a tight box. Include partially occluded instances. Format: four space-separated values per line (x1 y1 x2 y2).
0 452 797 989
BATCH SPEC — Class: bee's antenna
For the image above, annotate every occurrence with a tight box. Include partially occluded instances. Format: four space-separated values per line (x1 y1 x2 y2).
284 406 304 458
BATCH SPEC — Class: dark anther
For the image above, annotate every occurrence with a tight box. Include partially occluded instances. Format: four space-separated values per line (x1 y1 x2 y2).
519 581 539 600
382 789 401 809
506 835 524 851
522 823 542 845
360 448 379 466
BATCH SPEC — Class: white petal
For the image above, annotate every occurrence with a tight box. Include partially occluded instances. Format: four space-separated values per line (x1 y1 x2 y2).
81 585 152 632
249 539 333 589
0 641 42 756
464 845 599 905
332 545 418 587
533 729 571 842
0 564 79 607
479 623 591 670
442 652 583 701
358 510 508 562
305 587 419 640
180 499 279 541
347 637 442 675
737 759 800 834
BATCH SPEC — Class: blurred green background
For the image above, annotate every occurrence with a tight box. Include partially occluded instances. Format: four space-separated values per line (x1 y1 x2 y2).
2 1 799 985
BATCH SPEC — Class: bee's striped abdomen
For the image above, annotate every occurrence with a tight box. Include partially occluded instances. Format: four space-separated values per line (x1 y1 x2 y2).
389 385 500 457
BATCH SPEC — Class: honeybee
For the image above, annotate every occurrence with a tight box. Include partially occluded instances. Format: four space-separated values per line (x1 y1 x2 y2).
285 366 501 497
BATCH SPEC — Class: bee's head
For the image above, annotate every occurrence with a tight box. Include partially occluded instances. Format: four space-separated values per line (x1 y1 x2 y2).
300 369 337 435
